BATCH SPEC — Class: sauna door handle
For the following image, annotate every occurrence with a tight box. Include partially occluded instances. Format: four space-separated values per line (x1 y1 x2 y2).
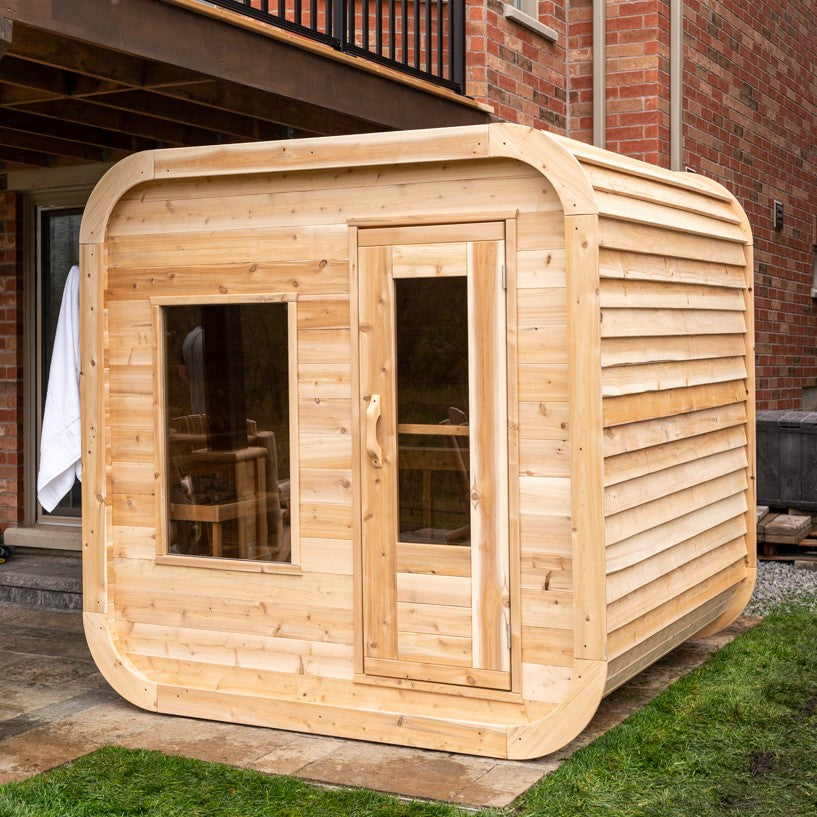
366 394 383 468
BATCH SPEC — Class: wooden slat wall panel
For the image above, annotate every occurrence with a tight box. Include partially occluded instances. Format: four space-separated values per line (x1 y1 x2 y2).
582 165 742 226
116 590 356 644
594 191 747 243
603 402 746 457
607 517 748 605
601 334 746 368
395 543 472 577
297 301 354 564
397 633 472 666
598 229 752 679
107 261 350 301
605 589 732 693
105 243 360 700
607 560 746 660
110 160 559 232
599 219 747 266
109 178 536 237
113 557 354 607
569 141 735 202
606 468 747 548
599 250 747 289
396 573 472 608
601 308 746 338
602 356 747 397
605 425 747 487
604 447 748 516
519 438 570 478
108 226 350 270
119 159 542 204
599 279 746 311
521 627 573 667
107 299 156 537
104 145 573 704
520 663 573 704
604 380 748 428
118 622 355 680
606 492 748 573
517 250 567 289
512 203 572 678
396 602 472 638
135 647 497 716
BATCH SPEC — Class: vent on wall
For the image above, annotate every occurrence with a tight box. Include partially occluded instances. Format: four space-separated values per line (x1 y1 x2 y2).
773 199 784 231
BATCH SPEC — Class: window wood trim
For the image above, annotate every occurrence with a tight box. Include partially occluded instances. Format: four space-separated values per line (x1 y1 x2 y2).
152 295 301 570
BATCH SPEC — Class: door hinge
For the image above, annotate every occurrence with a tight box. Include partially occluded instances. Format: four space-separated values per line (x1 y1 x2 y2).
501 264 506 290
506 619 511 647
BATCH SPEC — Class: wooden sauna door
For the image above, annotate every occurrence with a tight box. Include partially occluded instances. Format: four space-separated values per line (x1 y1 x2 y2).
358 222 511 690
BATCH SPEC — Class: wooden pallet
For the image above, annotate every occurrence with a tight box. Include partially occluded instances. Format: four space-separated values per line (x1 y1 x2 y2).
758 511 814 558
760 551 817 564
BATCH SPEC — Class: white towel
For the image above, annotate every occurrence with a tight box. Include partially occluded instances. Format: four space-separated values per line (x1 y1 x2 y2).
37 264 82 513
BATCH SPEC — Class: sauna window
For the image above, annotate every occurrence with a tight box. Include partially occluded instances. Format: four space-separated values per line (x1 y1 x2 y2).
163 303 291 563
395 276 471 545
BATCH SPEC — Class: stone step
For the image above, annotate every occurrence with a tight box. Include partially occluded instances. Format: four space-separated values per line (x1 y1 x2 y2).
0 551 82 610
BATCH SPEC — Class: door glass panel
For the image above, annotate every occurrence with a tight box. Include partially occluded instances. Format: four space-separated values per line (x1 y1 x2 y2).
397 433 470 543
39 208 83 519
395 276 470 544
163 303 291 562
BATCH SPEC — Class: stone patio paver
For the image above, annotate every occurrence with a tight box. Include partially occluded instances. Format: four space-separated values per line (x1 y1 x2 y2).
249 735 347 776
297 741 498 803
116 716 300 767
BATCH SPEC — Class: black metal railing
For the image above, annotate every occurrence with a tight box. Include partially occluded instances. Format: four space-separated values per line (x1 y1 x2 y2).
199 0 465 93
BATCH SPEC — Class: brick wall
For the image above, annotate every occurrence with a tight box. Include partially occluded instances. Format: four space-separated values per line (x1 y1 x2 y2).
604 0 670 166
566 0 593 142
565 0 671 162
683 0 817 409
467 0 569 131
560 0 817 408
0 191 25 531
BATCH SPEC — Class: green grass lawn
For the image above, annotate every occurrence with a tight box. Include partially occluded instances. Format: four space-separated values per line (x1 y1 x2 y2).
2 605 817 817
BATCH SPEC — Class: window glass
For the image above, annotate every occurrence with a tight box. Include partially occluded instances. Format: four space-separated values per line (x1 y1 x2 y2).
395 276 471 545
164 303 291 562
514 0 537 17
39 208 83 519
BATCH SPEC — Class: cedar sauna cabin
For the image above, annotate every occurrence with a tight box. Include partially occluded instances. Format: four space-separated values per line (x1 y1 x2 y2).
80 124 756 759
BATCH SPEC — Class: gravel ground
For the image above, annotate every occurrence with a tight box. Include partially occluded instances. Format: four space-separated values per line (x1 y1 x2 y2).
744 559 817 617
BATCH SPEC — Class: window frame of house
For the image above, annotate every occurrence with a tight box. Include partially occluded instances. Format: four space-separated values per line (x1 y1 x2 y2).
502 0 558 42
23 187 92 530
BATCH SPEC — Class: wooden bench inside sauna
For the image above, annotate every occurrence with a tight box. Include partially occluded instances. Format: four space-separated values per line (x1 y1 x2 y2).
80 124 756 759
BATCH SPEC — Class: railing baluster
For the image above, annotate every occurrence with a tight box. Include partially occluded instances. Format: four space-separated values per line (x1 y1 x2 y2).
347 0 355 48
389 0 396 60
413 0 420 68
451 0 464 89
334 0 345 45
181 0 463 91
425 0 434 74
437 0 443 78
401 0 408 66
